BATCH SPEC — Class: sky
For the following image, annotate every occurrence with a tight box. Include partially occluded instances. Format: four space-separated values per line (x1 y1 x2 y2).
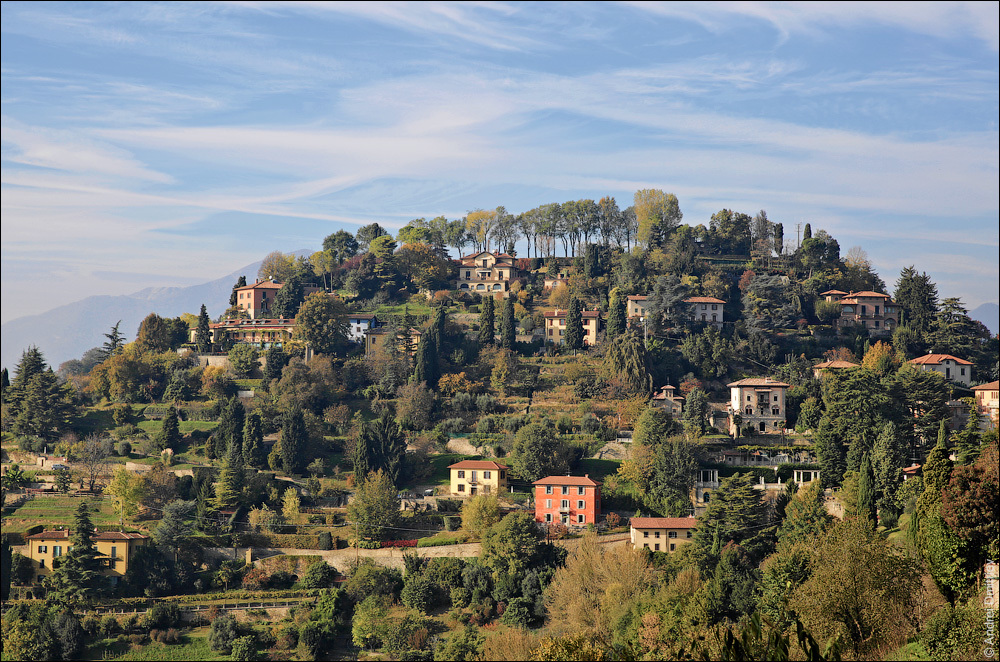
2 1 998 326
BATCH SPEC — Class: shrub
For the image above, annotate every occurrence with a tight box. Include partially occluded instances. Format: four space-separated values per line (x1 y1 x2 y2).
100 615 121 637
298 561 337 589
143 602 181 630
116 440 132 457
208 614 240 652
440 418 466 434
231 635 259 661
318 531 333 550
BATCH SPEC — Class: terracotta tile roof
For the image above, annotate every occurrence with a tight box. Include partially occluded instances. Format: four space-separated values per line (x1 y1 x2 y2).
236 281 283 290
820 289 848 296
26 530 149 541
626 295 648 301
849 291 891 299
448 460 509 470
347 313 377 320
973 381 1000 390
630 517 698 529
532 475 601 487
813 360 860 369
683 297 726 304
544 309 601 318
908 353 973 366
727 378 791 388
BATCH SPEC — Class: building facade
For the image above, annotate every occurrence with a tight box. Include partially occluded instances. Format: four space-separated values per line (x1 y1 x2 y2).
629 516 697 552
346 313 377 343
651 385 683 416
907 353 974 387
533 475 601 527
454 251 520 297
972 381 999 430
811 359 859 379
203 318 296 348
544 309 602 346
364 327 422 357
820 290 900 336
448 460 508 496
728 377 791 435
25 530 150 586
684 297 725 327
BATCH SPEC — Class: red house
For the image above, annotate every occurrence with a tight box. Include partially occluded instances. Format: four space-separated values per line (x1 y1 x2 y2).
533 475 601 527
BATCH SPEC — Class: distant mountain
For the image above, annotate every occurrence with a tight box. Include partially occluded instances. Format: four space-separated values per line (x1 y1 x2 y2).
970 302 999 336
1 259 269 374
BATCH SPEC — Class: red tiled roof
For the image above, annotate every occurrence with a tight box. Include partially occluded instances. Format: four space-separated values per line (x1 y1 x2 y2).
448 460 508 470
532 475 601 487
973 381 1000 390
627 295 648 301
813 360 859 369
544 310 601 318
820 289 848 296
727 378 791 388
683 297 726 304
236 281 283 290
26 530 149 541
908 353 973 366
849 291 891 299
630 517 698 529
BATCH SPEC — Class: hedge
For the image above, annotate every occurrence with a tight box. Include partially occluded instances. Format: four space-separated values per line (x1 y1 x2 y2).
381 539 417 548
416 538 462 548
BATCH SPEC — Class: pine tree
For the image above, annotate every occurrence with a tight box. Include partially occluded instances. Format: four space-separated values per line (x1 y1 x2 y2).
894 266 938 334
98 321 126 362
606 288 626 338
154 406 181 451
802 223 812 241
353 410 406 485
280 408 307 475
599 329 650 394
8 347 74 440
44 502 105 608
195 304 212 353
478 295 495 346
499 296 516 350
243 411 265 468
229 275 247 307
413 333 439 389
565 297 584 351
777 481 832 545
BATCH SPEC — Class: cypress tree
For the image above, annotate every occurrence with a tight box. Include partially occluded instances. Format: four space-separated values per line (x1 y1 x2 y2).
263 345 287 383
43 502 105 607
500 296 515 350
565 297 584 351
214 441 245 510
154 406 181 451
814 418 847 488
216 398 245 459
432 306 447 354
606 288 626 338
243 411 265 468
478 295 495 346
857 454 877 523
802 223 812 241
229 275 247 307
195 304 212 353
281 408 307 475
413 332 440 389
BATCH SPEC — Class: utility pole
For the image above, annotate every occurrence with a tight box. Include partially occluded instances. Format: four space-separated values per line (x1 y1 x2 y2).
795 222 802 251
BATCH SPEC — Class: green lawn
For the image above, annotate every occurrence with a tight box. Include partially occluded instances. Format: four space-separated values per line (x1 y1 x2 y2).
2 495 119 532
99 627 230 661
137 420 218 434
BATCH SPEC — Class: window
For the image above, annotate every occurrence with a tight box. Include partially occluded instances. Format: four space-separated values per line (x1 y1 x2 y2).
561 486 569 495
53 546 62 557
458 484 465 492
39 559 45 568
747 395 752 401
654 544 660 551
545 500 552 508
654 531 661 539
712 304 718 310
483 471 491 479
577 500 585 509
686 531 693 538
773 395 778 401
111 546 117 560
561 500 569 508
545 485 553 494
38 545 47 553
643 531 649 538
457 470 465 478
545 513 552 522
577 515 585 523
961 368 966 376
670 543 675 551
668 531 677 539
577 486 585 495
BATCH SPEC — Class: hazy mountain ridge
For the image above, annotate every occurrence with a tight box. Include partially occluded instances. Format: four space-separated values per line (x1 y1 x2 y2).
969 303 999 337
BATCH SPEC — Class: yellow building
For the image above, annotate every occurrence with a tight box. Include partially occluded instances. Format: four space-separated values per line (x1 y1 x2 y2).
544 309 602 346
25 530 150 586
364 327 422 357
629 516 697 552
448 460 508 496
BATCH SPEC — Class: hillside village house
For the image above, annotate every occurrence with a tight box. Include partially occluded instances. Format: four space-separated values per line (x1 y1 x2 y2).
25 530 149 586
972 381 999 430
728 377 790 435
544 309 602 346
811 359 859 379
907 353 974 387
630 516 697 552
820 290 899 336
233 279 322 319
196 317 296 348
651 384 684 416
541 266 573 290
533 475 601 527
364 327 422 357
454 251 521 297
448 460 508 496
626 295 726 327
346 313 377 343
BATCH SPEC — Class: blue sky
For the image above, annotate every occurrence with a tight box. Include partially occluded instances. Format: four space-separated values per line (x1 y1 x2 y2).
2 1 997 325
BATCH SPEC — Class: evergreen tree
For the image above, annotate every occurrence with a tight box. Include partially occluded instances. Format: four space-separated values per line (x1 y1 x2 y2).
154 406 181 451
802 223 812 240
813 418 846 488
7 347 74 440
856 455 877 524
683 388 709 436
0 367 9 402
478 295 495 346
565 297 584 351
871 422 905 523
43 502 105 607
499 296 516 350
606 287 626 338
229 275 247 307
894 266 938 334
413 332 440 389
263 345 287 383
353 410 406 485
214 441 245 510
432 306 447 355
599 329 650 394
195 304 212 353
280 408 307 474
242 411 265 468
777 481 832 545
692 473 774 572
273 275 305 318
216 398 245 460
98 321 126 362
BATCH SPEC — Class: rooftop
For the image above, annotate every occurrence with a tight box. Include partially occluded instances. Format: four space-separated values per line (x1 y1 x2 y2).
908 353 973 366
532 475 601 487
683 296 726 304
727 377 791 388
973 381 999 390
813 360 860 369
26 530 150 541
630 516 698 529
448 460 509 471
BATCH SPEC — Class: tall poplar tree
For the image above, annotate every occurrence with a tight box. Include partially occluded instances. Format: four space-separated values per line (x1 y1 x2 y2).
500 296 516 350
478 295 495 346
